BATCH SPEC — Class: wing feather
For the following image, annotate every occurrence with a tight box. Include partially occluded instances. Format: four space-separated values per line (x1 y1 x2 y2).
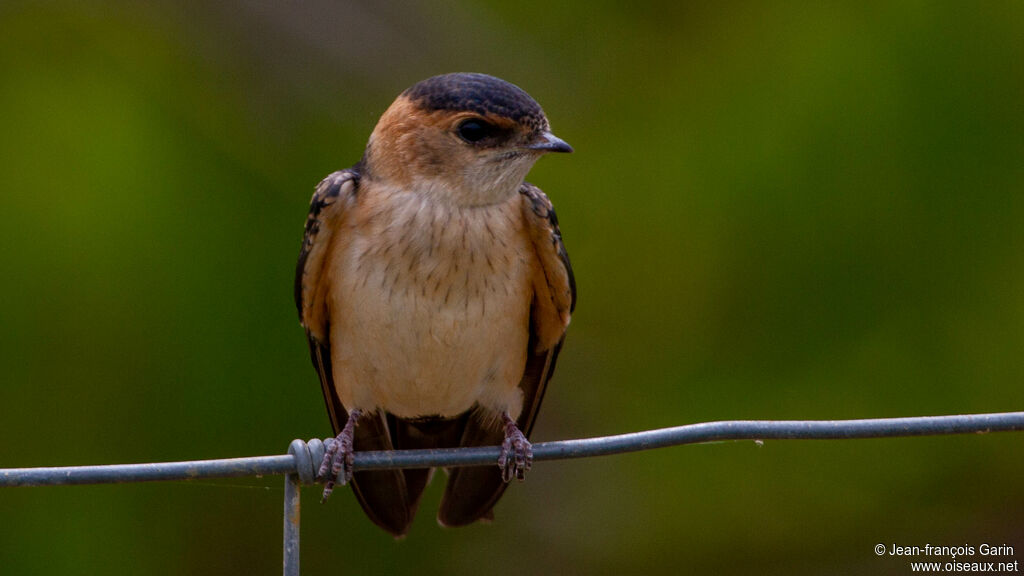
296 170 359 344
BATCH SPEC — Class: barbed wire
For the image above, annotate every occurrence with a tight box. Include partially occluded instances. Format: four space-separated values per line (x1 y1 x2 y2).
3 411 1023 487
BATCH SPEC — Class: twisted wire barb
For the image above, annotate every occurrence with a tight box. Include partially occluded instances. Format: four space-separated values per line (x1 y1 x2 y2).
3 411 1023 487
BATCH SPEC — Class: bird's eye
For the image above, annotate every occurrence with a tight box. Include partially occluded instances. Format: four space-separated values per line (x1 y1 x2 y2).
456 119 495 143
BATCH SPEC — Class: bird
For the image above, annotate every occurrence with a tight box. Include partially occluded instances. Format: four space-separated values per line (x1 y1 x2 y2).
294 72 575 537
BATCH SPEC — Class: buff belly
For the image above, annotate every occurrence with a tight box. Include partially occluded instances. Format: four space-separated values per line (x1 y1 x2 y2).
327 192 534 419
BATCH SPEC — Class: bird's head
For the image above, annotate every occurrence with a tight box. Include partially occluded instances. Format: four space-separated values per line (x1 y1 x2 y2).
362 73 572 207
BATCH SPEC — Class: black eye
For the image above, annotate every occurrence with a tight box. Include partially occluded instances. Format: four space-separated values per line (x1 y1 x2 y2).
457 119 495 143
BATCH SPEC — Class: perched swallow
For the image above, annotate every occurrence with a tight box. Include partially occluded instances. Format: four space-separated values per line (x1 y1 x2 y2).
295 72 575 536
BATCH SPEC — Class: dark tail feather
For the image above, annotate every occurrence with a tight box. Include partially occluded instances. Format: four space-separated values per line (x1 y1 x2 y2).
352 414 471 536
348 412 413 537
388 414 468 525
436 410 508 527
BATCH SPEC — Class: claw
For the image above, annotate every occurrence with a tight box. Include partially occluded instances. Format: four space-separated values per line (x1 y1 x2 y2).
497 412 533 483
318 408 362 502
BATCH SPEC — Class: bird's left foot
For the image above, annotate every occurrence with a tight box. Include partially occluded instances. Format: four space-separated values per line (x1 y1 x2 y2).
318 408 362 502
498 412 533 482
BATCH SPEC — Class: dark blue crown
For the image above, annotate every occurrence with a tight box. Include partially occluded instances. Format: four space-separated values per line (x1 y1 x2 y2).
403 73 548 130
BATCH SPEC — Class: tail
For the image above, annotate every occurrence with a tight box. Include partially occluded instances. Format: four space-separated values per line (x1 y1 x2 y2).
436 410 507 527
350 412 468 537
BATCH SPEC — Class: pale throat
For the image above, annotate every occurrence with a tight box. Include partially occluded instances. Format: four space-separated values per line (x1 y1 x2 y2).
416 164 533 207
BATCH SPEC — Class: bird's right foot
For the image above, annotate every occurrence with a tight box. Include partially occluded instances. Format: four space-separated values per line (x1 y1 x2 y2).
317 408 362 502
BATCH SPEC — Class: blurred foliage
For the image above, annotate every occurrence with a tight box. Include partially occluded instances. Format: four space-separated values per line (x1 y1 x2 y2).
1 1 1022 574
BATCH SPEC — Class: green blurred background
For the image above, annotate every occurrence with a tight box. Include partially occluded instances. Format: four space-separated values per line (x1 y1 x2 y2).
2 1 1022 574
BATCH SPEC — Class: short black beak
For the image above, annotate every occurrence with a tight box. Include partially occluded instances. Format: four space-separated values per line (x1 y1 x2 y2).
526 131 573 153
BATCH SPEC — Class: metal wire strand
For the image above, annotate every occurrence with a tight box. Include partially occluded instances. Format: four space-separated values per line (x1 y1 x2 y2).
2 411 1023 487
